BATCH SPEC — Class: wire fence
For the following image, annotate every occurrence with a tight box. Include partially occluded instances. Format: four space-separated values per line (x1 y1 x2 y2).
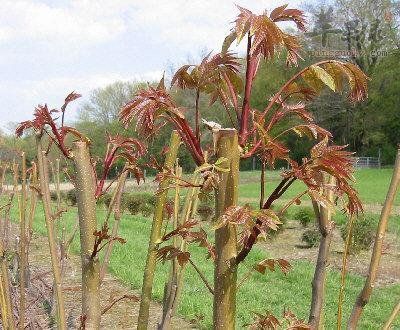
351 156 381 169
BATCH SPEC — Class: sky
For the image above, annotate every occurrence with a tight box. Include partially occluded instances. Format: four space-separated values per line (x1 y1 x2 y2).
0 0 305 132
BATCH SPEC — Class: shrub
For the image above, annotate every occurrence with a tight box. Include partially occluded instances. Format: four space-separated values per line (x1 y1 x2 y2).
50 191 58 201
294 207 315 227
50 190 66 203
267 206 288 239
140 203 154 217
124 194 143 215
66 189 77 206
197 202 214 222
97 193 112 208
123 192 157 217
302 228 320 248
341 216 376 254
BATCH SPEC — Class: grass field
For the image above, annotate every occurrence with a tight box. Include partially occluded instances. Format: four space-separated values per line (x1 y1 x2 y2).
239 168 400 206
6 167 400 329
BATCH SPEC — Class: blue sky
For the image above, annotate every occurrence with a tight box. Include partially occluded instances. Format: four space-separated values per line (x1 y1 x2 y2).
0 0 305 131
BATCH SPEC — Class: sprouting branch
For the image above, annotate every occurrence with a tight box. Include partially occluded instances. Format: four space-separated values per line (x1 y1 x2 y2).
195 89 201 140
236 177 296 264
278 190 308 216
348 147 400 328
337 214 355 329
260 161 266 209
188 259 214 295
101 294 139 316
239 32 253 146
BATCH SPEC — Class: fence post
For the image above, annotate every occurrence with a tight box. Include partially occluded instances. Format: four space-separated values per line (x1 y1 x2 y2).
378 149 382 169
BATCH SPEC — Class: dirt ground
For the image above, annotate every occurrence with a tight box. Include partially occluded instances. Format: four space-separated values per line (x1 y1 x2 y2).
263 220 400 286
4 225 195 329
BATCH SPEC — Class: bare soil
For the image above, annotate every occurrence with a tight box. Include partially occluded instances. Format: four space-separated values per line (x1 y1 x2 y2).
3 225 195 329
263 220 400 286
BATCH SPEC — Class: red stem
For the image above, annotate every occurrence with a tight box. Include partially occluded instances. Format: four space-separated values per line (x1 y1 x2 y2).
167 115 204 165
236 177 296 264
195 89 200 140
95 148 117 198
49 122 70 158
239 33 254 147
257 60 336 124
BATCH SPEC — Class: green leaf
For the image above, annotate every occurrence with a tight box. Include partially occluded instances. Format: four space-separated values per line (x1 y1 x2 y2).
310 65 336 92
214 165 230 173
222 31 237 54
214 157 228 166
194 163 212 173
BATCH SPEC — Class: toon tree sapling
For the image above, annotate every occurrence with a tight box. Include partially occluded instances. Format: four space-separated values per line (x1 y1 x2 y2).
119 4 368 328
16 93 146 329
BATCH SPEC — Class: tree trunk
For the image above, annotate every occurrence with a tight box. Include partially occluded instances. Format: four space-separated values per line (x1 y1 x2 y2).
18 152 28 329
72 141 100 330
309 176 335 329
160 165 182 330
36 137 67 330
348 147 400 329
160 169 202 330
100 169 128 281
27 161 38 242
383 300 400 330
0 241 15 329
137 131 181 330
213 129 239 330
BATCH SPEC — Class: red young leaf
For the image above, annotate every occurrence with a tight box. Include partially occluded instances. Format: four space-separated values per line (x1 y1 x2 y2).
285 137 363 215
161 221 216 260
15 93 89 158
95 134 146 197
232 5 306 66
156 246 190 267
61 91 81 112
171 52 242 112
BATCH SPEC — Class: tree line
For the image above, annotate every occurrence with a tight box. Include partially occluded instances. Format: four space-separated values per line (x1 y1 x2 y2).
2 0 399 171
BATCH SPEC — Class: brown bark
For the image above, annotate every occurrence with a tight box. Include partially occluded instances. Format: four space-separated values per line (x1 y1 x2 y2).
3 163 19 250
309 176 335 329
336 215 355 330
213 129 239 330
160 169 203 330
0 164 8 240
383 300 400 330
36 137 67 330
27 162 38 242
0 241 15 329
100 168 128 281
160 164 183 330
71 141 101 330
18 152 28 329
137 131 181 330
348 147 400 329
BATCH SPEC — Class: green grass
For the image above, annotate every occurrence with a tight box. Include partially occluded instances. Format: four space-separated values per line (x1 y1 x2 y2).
10 199 400 329
238 168 400 206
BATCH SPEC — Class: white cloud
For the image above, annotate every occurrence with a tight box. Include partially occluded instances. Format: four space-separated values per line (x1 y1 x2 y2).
0 0 305 50
21 70 163 101
127 0 305 52
0 0 132 46
0 0 308 131
0 70 163 131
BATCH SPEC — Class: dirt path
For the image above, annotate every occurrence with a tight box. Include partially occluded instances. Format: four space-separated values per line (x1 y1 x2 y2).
6 225 195 329
262 221 400 286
